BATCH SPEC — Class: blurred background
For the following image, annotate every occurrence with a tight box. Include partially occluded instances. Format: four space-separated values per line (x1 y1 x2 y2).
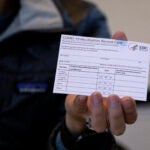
87 0 150 150
88 0 150 43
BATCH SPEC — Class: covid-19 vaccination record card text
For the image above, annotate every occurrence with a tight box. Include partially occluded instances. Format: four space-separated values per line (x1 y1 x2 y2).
53 35 150 101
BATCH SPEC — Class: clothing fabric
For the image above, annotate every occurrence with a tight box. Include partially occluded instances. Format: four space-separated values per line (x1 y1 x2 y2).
0 0 63 40
0 0 114 150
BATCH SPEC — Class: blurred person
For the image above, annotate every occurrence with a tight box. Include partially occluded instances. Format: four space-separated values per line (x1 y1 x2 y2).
0 0 137 150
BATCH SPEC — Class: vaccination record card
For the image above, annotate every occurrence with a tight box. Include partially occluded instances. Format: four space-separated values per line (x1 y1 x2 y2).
53 35 150 101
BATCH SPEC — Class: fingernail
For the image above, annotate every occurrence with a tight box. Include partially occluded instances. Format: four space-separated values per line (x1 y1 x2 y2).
92 93 102 106
109 97 120 108
78 95 87 101
76 95 87 105
123 100 132 109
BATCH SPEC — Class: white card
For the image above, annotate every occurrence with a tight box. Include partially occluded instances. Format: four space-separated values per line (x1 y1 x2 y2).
53 35 150 101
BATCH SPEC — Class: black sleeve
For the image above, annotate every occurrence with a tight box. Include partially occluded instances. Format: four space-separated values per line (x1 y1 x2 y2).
47 119 118 150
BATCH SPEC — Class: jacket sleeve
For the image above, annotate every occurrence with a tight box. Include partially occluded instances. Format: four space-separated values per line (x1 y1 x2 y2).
88 5 111 38
47 119 117 150
77 3 111 38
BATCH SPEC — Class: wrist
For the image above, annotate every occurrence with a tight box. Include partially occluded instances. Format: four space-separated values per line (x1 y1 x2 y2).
60 119 116 150
60 117 89 150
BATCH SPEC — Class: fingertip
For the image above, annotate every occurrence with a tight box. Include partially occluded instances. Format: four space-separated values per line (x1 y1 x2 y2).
121 96 136 109
91 91 103 100
74 95 87 107
112 125 126 136
108 94 120 99
76 95 87 101
112 30 128 41
90 92 103 107
108 94 121 108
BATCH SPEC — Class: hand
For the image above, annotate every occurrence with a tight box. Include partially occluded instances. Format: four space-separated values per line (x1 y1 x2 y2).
65 31 137 136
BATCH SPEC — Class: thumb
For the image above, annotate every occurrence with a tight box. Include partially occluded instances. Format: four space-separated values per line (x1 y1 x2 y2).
112 30 128 40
